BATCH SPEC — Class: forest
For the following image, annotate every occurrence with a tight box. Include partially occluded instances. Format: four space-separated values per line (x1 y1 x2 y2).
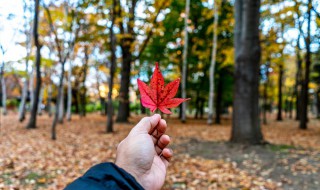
0 0 319 189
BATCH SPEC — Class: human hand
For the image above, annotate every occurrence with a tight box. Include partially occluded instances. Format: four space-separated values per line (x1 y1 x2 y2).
115 114 173 190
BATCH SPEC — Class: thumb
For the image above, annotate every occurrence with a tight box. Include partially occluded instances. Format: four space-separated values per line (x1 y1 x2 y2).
131 114 161 134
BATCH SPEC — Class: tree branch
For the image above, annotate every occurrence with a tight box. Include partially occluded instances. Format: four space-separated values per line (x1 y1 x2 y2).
133 1 167 61
43 5 63 62
312 6 320 19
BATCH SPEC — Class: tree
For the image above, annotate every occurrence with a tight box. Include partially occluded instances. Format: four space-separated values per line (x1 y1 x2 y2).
116 0 168 122
26 0 42 129
44 2 78 139
106 0 117 133
18 0 33 122
207 0 220 125
299 0 312 129
231 0 264 144
181 0 190 123
0 45 7 116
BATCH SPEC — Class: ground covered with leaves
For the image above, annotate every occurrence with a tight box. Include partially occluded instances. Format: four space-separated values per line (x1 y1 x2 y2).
0 113 319 190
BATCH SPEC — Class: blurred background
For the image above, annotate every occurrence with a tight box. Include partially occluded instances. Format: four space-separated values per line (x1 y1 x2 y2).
0 0 319 189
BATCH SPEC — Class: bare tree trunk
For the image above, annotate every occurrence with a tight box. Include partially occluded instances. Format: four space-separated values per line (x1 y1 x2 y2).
262 63 269 124
29 68 34 108
1 75 7 115
66 59 73 121
215 75 223 124
208 0 219 125
52 65 65 139
317 90 320 118
19 77 29 121
47 82 52 117
117 47 132 122
277 64 283 121
80 47 89 117
299 1 311 129
295 36 302 120
107 0 117 133
37 86 44 115
181 0 190 123
231 0 264 144
19 1 32 122
26 0 41 129
58 86 64 123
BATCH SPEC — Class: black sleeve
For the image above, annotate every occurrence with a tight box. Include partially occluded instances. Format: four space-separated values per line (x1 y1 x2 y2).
64 163 144 190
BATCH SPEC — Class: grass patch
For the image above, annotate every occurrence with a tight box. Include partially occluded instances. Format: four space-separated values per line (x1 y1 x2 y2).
267 144 295 152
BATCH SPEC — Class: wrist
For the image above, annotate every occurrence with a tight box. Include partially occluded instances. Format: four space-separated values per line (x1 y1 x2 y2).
115 161 143 186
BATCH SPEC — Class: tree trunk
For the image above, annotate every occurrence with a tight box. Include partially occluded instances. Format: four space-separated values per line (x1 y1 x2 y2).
277 64 283 121
107 0 117 133
215 75 223 124
1 76 7 115
51 66 65 140
47 82 52 117
289 89 294 119
26 0 41 129
262 63 269 124
37 86 44 115
117 47 131 122
231 0 264 144
58 86 64 123
208 0 219 125
200 98 204 119
19 78 29 121
66 60 73 121
299 1 311 129
18 55 31 121
80 46 89 117
181 0 190 123
194 91 200 119
317 90 320 118
29 67 34 108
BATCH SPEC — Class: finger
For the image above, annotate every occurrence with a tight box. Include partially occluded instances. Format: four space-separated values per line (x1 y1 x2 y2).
161 148 173 168
131 114 161 134
155 134 170 155
151 119 167 144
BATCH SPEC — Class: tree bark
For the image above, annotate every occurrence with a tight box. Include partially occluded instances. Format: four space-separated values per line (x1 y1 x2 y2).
1 75 7 115
299 1 311 129
231 0 264 144
262 63 269 124
208 0 219 125
18 1 32 122
26 0 41 129
29 68 34 108
277 64 283 121
80 46 89 117
37 86 44 115
181 0 190 123
294 36 302 120
19 78 29 121
117 46 132 122
317 90 320 118
66 58 73 121
215 75 223 124
47 82 52 117
58 86 64 123
107 0 117 133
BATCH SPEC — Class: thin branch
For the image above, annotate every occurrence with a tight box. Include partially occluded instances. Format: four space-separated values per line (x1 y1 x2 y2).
312 6 320 19
43 5 63 62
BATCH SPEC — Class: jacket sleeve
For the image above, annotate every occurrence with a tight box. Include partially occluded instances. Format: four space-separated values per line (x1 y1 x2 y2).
64 163 144 190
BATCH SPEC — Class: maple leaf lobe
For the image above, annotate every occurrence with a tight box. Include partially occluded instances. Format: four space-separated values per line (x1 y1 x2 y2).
137 63 190 114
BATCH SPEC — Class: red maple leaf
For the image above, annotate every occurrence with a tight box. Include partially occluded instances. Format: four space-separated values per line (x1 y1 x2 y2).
137 62 190 114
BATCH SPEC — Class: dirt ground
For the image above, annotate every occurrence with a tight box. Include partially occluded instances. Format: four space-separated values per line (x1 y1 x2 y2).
0 113 319 190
